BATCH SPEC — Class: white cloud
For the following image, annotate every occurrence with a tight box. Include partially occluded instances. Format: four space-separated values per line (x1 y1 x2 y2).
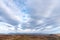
0 0 23 22
0 22 15 34
0 0 60 34
0 16 6 21
26 0 59 18
43 0 59 17
37 20 44 24
17 27 38 33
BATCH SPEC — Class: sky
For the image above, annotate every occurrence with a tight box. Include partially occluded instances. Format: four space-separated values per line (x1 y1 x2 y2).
0 0 60 34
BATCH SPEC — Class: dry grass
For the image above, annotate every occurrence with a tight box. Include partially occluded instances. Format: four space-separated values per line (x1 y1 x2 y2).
0 34 60 40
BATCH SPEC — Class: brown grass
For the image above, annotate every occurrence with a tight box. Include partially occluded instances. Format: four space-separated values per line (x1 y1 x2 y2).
0 34 60 40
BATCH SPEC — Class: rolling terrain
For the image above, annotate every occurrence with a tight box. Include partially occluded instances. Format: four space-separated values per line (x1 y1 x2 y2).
0 34 60 40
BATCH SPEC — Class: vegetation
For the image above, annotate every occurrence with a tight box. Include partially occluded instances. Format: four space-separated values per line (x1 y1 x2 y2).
0 34 60 40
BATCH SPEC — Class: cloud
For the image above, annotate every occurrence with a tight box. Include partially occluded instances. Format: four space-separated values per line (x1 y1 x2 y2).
0 0 60 34
0 0 24 23
0 16 6 22
0 22 15 34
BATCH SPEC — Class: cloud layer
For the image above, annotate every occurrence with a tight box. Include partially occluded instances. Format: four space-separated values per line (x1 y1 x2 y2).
0 0 60 34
